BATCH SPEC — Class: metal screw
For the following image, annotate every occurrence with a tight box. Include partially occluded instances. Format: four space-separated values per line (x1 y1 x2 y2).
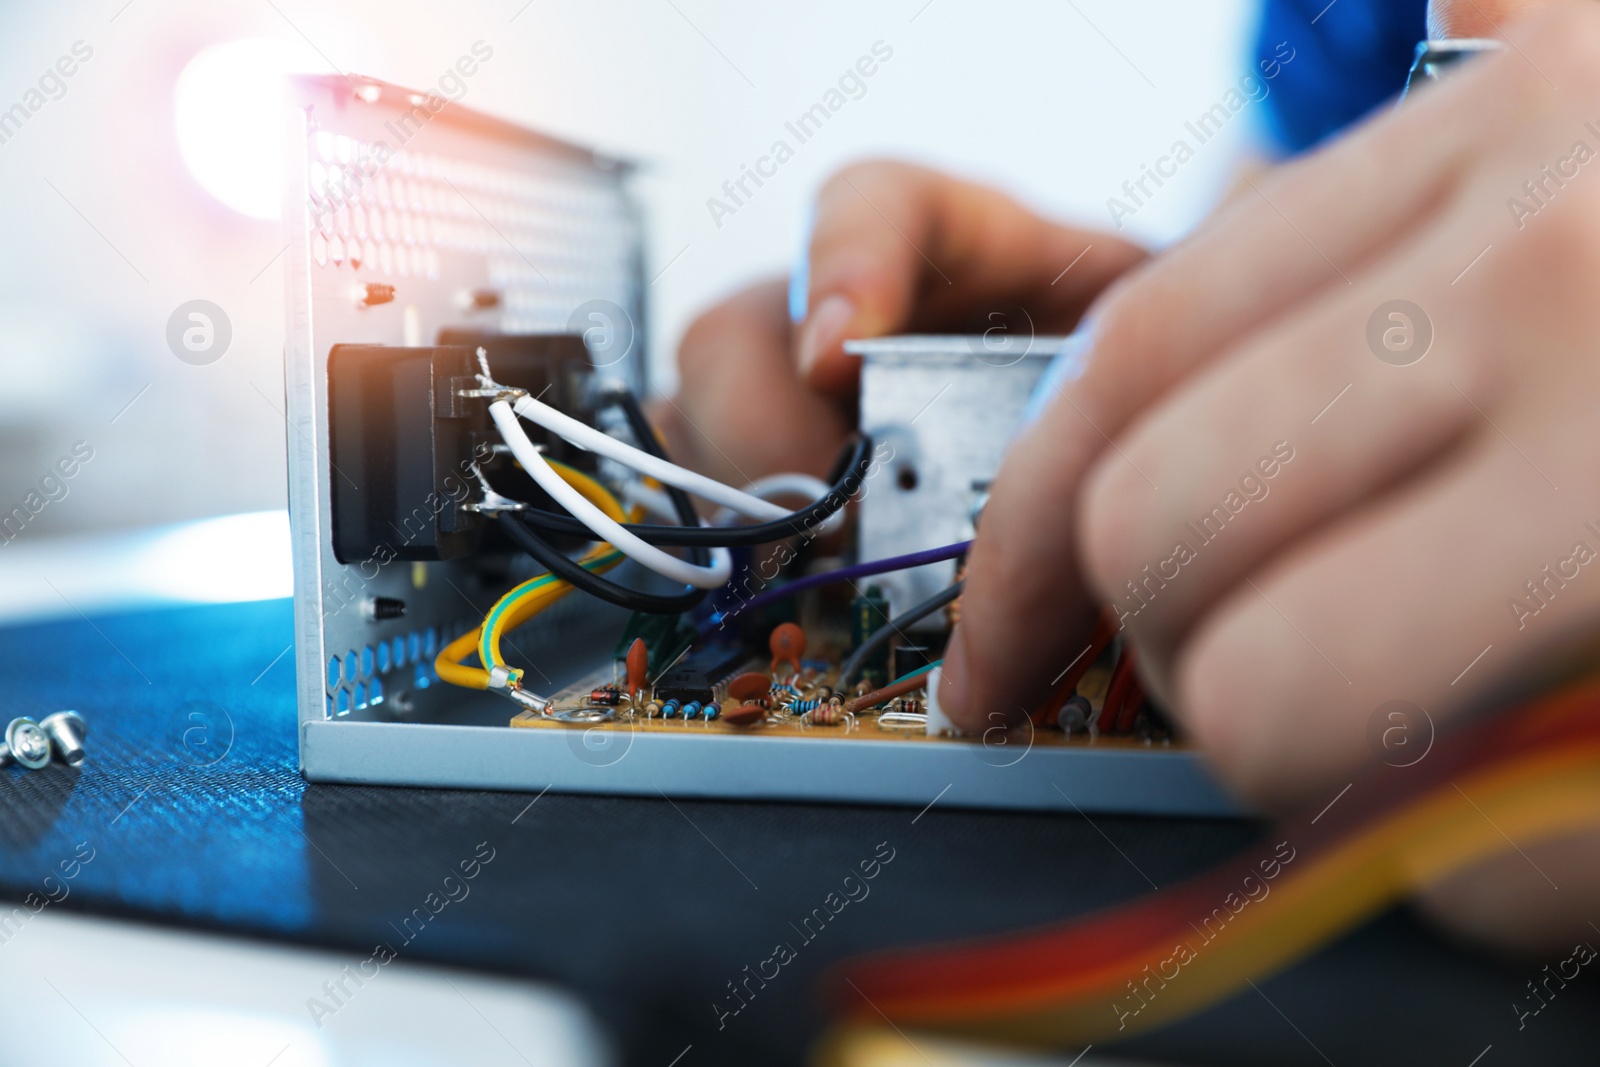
39 711 87 768
2 718 52 771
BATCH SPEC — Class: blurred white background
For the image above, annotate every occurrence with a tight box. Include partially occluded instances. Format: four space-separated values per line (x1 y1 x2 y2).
0 0 1258 536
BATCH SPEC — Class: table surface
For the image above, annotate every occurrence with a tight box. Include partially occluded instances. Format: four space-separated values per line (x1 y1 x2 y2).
1 598 1595 1067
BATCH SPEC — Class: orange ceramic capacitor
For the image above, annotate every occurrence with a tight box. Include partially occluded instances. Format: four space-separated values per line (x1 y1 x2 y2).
626 638 649 699
724 701 766 727
769 622 806 677
727 671 772 703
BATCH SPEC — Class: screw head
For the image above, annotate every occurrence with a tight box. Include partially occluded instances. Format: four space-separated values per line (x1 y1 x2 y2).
39 711 87 768
5 718 52 770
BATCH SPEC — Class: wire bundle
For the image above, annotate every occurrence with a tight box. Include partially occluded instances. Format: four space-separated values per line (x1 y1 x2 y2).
823 676 1600 1050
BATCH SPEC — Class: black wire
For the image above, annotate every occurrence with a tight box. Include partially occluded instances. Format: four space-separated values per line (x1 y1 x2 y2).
496 511 710 615
838 579 965 687
510 434 873 547
495 383 710 615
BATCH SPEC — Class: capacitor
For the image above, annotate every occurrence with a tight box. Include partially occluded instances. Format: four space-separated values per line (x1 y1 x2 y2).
723 701 766 726
661 700 681 719
682 701 703 720
625 638 649 700
644 701 663 718
727 671 772 703
769 622 806 677
1060 694 1092 734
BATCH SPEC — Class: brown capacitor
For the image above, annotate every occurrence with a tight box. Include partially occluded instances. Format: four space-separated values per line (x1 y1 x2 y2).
727 671 772 702
723 701 766 726
625 638 649 698
769 622 806 676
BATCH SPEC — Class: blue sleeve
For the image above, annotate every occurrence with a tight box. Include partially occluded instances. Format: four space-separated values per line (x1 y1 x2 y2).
1255 0 1427 155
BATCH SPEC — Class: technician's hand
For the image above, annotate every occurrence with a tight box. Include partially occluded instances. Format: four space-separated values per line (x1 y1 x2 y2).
655 161 1146 487
941 2 1600 946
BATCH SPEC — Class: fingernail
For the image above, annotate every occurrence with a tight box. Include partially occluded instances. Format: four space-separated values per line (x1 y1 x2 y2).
938 625 971 720
797 294 855 378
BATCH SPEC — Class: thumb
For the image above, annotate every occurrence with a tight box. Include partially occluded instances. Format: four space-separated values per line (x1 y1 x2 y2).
794 159 1145 396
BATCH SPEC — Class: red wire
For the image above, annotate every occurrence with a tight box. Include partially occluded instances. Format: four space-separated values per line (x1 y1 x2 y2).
1097 646 1136 733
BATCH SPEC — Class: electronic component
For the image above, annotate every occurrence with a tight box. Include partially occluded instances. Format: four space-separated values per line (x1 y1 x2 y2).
847 335 1065 618
653 643 748 706
284 72 1238 817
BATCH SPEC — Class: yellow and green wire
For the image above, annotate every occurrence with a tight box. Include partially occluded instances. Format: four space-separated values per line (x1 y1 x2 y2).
435 460 635 691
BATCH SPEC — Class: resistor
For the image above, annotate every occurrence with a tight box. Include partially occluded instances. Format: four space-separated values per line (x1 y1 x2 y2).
789 698 822 717
661 700 681 719
809 698 844 726
891 698 922 716
682 701 703 720
705 701 723 721
644 701 663 718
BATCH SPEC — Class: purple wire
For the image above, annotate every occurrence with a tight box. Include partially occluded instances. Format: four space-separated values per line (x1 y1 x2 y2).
697 540 972 638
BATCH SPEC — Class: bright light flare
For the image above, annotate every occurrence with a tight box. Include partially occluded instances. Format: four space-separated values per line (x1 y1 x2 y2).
174 38 328 220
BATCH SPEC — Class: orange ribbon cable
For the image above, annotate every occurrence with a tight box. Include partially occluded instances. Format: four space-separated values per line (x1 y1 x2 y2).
824 679 1600 1052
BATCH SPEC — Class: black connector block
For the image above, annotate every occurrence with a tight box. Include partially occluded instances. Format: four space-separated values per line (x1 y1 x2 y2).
327 334 595 563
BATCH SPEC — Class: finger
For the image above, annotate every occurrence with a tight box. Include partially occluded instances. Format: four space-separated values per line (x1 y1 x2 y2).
660 277 852 487
1175 410 1598 809
796 159 1145 395
1076 205 1501 689
937 30 1557 732
1415 826 1600 954
1429 0 1551 39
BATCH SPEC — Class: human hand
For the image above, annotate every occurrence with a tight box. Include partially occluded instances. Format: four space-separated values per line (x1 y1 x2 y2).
938 2 1600 946
655 161 1146 487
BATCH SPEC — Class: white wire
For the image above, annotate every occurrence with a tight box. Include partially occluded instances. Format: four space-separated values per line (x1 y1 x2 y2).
712 473 845 536
510 393 791 521
489 401 733 589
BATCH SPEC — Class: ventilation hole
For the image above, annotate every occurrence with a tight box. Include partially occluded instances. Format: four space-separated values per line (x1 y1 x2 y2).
392 636 408 668
354 682 369 711
327 657 341 689
408 632 422 664
336 688 351 716
370 677 385 705
376 642 392 674
360 645 375 678
343 651 358 683
325 693 335 718
423 628 438 658
414 662 432 690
